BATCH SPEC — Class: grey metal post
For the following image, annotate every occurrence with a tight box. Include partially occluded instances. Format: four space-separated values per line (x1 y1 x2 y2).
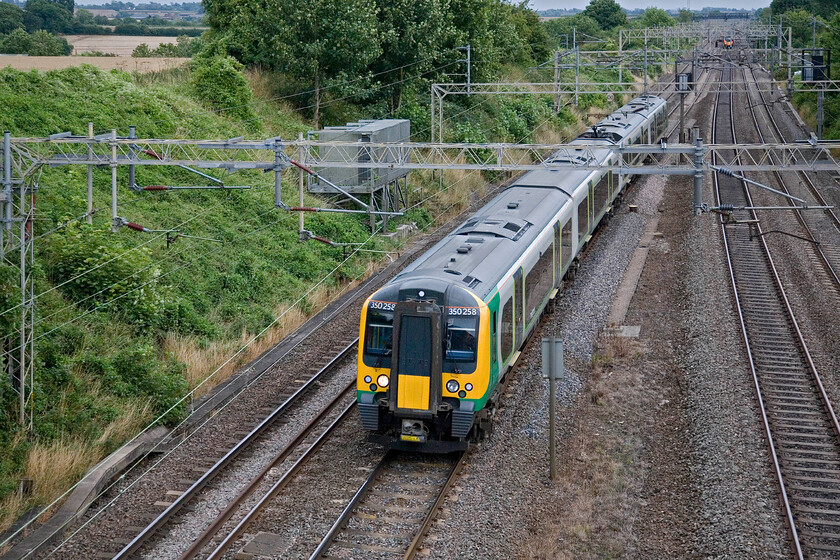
111 130 118 232
298 132 304 233
788 26 793 85
87 122 93 224
430 86 435 144
680 92 686 143
618 29 623 86
818 84 825 139
777 21 782 72
575 45 580 106
274 138 283 209
439 91 444 143
693 127 703 216
128 125 136 191
645 27 647 93
554 50 561 112
542 337 562 481
456 44 471 98
19 178 25 426
549 338 555 480
3 131 11 258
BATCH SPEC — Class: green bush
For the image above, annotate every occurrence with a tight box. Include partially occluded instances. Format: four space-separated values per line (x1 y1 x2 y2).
0 28 71 55
44 224 164 327
190 54 260 129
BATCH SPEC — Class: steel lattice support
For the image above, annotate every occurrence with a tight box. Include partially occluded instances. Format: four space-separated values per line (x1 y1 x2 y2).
2 132 35 434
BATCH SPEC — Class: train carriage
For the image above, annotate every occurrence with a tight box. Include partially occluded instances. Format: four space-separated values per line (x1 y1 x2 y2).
357 95 668 452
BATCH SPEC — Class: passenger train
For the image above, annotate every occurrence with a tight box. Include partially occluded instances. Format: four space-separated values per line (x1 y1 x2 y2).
356 95 669 452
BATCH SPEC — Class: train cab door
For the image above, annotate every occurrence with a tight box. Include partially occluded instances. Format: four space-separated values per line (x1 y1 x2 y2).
513 269 524 347
388 301 443 418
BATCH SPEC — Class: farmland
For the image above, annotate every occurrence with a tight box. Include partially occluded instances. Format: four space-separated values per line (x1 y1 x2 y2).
64 34 182 56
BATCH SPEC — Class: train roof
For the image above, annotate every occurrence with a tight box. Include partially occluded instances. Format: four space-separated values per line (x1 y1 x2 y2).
378 95 667 303
391 185 570 300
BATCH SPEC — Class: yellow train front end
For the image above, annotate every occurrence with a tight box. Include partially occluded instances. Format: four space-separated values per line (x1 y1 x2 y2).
356 281 495 452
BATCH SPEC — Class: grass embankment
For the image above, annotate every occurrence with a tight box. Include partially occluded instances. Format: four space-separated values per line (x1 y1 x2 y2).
0 64 393 532
0 58 641 535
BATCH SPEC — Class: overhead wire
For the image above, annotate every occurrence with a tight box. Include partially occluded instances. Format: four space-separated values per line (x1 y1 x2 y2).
36 224 385 558
15 65 565 548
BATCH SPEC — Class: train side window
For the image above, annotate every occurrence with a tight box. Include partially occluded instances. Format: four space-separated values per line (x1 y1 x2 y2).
525 249 554 322
561 219 573 269
577 196 589 242
501 298 513 361
594 173 609 218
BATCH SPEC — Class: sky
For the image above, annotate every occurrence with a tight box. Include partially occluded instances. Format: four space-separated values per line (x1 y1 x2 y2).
529 0 770 9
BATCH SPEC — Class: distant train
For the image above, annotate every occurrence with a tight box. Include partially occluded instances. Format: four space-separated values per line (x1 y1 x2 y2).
723 37 733 49
356 95 669 452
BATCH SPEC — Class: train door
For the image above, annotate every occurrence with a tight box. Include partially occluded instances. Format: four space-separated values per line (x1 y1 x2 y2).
389 301 443 416
514 269 524 350
554 221 562 287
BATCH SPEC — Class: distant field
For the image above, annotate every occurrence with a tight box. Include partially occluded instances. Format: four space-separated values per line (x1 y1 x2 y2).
64 35 182 56
0 55 189 73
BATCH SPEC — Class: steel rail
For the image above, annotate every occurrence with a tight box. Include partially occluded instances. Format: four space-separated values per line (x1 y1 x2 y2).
307 451 466 560
178 379 358 560
742 65 840 290
111 339 358 560
403 452 469 560
732 65 840 447
711 61 804 559
203 400 357 560
307 452 395 560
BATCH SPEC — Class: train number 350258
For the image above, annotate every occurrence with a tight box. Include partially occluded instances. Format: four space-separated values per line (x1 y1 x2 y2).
448 307 478 316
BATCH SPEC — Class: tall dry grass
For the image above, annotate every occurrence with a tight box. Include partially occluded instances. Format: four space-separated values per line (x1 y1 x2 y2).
18 439 99 523
164 282 363 398
97 400 155 448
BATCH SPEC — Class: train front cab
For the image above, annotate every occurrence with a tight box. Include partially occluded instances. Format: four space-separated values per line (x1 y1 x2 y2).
357 284 492 452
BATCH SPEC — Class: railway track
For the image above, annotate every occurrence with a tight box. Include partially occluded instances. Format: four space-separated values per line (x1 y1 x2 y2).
714 61 840 559
110 340 359 560
188 386 357 560
310 451 466 560
741 65 840 291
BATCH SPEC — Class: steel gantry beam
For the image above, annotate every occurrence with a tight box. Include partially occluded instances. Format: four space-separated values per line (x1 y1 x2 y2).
10 135 840 174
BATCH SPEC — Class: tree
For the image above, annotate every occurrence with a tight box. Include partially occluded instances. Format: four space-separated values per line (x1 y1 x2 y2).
0 27 71 55
0 2 24 34
27 28 71 54
677 9 692 23
543 14 601 50
783 9 820 48
23 0 71 33
205 0 380 128
372 0 454 113
74 8 94 24
507 2 551 64
637 7 674 28
582 0 626 30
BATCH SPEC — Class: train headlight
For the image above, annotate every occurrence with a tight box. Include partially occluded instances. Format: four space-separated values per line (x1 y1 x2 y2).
446 380 459 393
465 383 473 391
377 374 390 388
370 383 378 391
364 376 372 383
